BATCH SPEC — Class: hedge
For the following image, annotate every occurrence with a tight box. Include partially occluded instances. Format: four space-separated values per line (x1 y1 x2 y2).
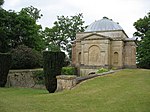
43 51 65 93
0 53 12 87
61 67 77 75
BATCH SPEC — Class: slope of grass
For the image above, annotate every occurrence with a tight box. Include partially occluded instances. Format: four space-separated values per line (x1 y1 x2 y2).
0 69 150 112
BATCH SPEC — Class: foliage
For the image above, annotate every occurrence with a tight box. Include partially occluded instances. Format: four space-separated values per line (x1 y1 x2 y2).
43 27 63 52
0 69 150 112
33 70 44 85
43 51 65 93
96 68 109 73
134 12 150 68
43 13 87 58
0 7 45 53
0 9 15 52
136 34 150 68
0 53 11 87
0 0 4 6
134 12 150 39
111 67 118 70
21 5 43 21
61 67 77 75
11 45 43 69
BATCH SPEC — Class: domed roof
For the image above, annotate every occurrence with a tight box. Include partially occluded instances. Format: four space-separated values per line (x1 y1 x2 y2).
85 17 123 32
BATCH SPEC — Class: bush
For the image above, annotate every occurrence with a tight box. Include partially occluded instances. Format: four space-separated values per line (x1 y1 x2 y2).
11 45 43 69
0 53 12 87
43 51 65 93
61 67 76 75
97 68 109 74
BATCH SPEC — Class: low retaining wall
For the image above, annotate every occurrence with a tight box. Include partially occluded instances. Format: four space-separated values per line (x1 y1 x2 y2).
6 69 45 89
56 70 115 91
76 70 115 84
6 69 115 92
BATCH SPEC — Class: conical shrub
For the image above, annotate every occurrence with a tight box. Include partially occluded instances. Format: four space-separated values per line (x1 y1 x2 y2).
0 53 12 87
43 51 65 93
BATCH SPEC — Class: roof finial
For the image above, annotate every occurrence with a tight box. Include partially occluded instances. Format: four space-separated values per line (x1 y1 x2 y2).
103 16 109 19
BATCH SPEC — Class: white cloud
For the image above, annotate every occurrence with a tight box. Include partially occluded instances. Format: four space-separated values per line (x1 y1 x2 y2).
3 0 22 11
5 0 21 7
3 0 150 37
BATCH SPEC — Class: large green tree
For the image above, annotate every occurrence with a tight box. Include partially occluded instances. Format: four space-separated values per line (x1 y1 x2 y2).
134 12 150 68
0 6 44 53
43 13 87 58
19 6 45 51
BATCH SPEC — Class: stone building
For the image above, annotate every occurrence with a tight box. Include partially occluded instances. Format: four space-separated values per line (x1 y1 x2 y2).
72 17 136 75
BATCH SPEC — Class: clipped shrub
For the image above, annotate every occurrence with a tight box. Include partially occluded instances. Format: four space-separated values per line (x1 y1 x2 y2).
97 68 109 74
0 53 12 87
11 45 42 69
43 51 65 93
61 67 76 75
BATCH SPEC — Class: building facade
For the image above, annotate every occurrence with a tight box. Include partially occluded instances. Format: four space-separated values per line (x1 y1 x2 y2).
72 17 136 75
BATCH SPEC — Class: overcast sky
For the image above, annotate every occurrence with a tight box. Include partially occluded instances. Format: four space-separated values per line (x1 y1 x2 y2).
3 0 150 37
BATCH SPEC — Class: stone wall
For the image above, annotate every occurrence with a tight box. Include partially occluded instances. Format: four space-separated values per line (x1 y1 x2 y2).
6 69 45 89
6 69 77 91
56 75 77 91
6 69 115 92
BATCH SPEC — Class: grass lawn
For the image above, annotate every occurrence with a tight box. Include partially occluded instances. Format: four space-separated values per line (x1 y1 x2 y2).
0 69 150 112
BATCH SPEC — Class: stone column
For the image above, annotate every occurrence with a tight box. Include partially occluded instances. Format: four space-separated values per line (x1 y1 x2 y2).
72 42 76 66
124 41 137 68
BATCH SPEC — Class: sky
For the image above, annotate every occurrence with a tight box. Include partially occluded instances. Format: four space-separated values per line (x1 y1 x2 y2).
2 0 150 37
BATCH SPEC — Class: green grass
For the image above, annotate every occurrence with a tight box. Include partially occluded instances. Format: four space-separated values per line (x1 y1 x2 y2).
0 69 150 112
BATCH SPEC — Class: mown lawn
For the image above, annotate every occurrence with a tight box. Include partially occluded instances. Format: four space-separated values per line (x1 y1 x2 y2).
0 69 150 112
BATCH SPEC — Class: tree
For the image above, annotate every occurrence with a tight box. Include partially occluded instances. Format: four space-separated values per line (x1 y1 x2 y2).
134 12 150 68
20 5 43 21
43 26 65 52
11 45 43 69
43 13 87 59
0 0 4 6
0 9 16 52
0 7 45 53
18 10 45 51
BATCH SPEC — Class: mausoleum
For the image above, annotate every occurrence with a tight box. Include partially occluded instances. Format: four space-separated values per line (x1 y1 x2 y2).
72 17 136 75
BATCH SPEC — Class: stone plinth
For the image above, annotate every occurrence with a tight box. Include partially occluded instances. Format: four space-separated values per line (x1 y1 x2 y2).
56 75 77 91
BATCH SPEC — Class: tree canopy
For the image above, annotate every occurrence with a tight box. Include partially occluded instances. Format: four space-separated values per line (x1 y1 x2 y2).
21 6 43 21
0 6 45 53
43 13 87 59
0 0 4 6
134 12 150 68
0 1 87 63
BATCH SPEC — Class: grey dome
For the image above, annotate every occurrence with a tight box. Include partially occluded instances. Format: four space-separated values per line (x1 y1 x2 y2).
85 17 123 32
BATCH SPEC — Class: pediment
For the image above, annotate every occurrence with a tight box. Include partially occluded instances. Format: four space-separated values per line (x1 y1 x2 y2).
81 33 111 41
